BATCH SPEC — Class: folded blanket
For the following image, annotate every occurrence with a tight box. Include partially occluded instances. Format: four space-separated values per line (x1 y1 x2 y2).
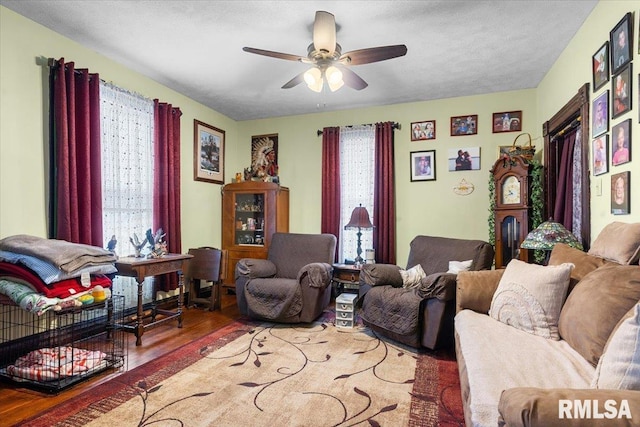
0 262 111 299
0 235 116 274
6 346 107 381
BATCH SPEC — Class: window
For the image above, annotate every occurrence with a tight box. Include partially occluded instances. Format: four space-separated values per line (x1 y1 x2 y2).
339 125 374 262
100 82 155 307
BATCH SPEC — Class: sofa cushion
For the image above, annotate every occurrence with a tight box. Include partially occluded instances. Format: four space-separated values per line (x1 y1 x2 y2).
587 221 640 265
592 303 640 390
558 264 640 366
489 259 573 340
400 264 426 288
548 243 611 292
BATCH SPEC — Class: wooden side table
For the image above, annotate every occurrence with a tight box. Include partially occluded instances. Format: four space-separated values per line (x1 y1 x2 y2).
332 263 361 295
115 253 192 346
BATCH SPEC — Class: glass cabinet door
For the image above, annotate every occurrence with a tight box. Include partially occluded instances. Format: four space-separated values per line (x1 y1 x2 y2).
234 193 265 246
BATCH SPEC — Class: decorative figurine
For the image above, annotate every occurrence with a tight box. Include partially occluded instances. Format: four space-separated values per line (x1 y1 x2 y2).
146 228 168 258
129 233 147 258
106 234 118 254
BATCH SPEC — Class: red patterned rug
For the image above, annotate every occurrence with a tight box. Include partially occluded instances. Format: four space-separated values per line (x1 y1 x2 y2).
20 313 464 426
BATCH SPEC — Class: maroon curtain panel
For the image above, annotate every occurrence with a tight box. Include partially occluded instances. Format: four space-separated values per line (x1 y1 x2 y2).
321 127 341 262
154 100 183 291
553 129 577 229
51 58 103 246
373 122 396 265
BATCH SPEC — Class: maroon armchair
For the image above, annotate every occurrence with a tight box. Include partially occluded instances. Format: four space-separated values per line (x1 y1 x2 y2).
359 235 494 349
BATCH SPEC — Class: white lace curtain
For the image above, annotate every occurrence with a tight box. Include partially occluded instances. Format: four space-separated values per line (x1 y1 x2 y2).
100 82 155 307
339 125 375 263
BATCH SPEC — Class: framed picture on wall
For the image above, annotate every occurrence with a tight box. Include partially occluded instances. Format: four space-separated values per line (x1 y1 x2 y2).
610 12 633 74
592 90 608 137
592 134 608 176
611 171 630 215
450 115 477 136
410 150 436 181
194 119 225 184
611 119 631 166
410 120 436 141
492 111 522 133
592 41 609 92
448 147 481 171
612 63 632 119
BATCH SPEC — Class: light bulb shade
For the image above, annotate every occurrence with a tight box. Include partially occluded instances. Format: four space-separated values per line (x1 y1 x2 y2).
326 66 344 92
520 220 583 251
344 205 373 230
304 67 323 92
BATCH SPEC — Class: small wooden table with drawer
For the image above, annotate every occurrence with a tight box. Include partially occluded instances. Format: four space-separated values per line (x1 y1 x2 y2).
331 263 361 294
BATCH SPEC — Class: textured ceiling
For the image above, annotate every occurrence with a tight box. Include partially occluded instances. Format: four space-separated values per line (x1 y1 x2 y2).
1 1 598 121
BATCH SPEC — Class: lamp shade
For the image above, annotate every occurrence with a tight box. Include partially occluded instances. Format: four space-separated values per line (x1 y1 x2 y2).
520 219 583 251
344 205 373 230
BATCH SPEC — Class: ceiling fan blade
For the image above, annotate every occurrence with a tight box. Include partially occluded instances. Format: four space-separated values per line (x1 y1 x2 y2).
281 72 306 89
340 45 408 65
339 67 368 90
243 47 304 62
313 11 336 54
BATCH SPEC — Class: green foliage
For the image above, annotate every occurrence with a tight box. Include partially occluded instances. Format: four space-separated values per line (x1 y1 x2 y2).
488 173 496 247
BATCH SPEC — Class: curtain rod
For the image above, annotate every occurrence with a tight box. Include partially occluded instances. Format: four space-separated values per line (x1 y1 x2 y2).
550 116 581 142
316 122 401 136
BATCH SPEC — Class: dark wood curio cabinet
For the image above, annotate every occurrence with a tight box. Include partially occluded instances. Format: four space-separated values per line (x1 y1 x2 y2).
221 181 289 285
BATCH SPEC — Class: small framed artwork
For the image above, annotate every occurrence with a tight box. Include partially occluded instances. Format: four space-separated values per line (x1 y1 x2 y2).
411 120 436 141
410 150 436 182
592 134 608 176
611 119 631 166
251 134 278 179
612 63 632 119
448 147 481 171
592 90 609 137
610 12 633 74
611 171 630 215
592 41 610 92
194 119 225 184
492 111 522 133
450 115 477 136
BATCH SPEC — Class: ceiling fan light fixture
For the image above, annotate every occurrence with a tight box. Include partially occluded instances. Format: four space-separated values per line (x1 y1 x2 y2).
304 67 323 92
326 65 344 92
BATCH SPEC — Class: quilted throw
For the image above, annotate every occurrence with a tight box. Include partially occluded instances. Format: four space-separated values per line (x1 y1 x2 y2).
6 346 107 382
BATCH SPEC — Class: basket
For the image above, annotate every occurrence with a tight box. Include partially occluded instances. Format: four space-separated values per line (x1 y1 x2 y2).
508 132 536 160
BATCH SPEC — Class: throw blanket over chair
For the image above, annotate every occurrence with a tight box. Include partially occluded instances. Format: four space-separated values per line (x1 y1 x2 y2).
235 233 337 323
359 235 494 349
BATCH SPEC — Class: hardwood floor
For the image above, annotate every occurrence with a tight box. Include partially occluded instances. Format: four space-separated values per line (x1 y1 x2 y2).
1 293 241 426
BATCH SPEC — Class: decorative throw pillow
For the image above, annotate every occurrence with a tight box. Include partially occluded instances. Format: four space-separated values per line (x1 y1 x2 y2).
587 221 640 265
447 259 473 274
489 259 573 340
558 264 640 366
400 264 426 288
548 243 610 292
592 303 640 390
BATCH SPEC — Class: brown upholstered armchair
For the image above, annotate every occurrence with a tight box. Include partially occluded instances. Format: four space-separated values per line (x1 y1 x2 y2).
359 235 494 349
235 232 337 323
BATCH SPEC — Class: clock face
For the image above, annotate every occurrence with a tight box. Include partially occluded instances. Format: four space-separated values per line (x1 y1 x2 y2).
501 176 521 204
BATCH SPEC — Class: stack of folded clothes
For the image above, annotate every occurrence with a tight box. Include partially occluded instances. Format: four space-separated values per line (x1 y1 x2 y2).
0 234 118 315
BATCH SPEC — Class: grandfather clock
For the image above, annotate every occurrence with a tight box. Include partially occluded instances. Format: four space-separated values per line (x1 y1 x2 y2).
491 156 532 268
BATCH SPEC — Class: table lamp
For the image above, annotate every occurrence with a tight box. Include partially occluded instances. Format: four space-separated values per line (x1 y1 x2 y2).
520 218 583 264
344 204 374 266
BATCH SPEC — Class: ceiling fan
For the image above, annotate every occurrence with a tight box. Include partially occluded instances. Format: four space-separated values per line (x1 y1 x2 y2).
243 11 408 92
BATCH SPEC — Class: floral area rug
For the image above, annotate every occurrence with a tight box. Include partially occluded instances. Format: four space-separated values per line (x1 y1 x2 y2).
21 312 463 427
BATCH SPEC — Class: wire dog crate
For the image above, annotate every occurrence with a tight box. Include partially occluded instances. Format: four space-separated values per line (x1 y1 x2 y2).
0 295 126 393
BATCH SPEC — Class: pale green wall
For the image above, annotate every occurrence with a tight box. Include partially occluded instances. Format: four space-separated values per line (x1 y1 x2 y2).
1 2 638 265
0 6 238 251
537 0 640 237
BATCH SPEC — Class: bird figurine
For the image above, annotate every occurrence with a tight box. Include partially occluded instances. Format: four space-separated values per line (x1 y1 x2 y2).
106 235 118 253
129 233 147 258
146 228 168 258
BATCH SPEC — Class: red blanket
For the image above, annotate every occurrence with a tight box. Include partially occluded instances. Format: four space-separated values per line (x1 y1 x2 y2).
0 262 111 299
